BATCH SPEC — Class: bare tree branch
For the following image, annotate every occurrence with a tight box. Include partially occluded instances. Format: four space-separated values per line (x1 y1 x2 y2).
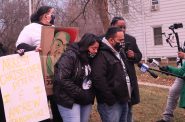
69 0 91 26
93 0 109 31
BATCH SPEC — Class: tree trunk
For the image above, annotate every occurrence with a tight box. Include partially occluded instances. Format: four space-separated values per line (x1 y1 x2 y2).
94 0 110 32
32 0 42 13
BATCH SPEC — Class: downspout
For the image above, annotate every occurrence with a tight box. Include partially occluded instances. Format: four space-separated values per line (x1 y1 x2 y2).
141 0 147 62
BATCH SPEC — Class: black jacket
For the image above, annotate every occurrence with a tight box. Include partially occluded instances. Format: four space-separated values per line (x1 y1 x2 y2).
53 43 95 108
0 44 7 57
125 34 142 105
91 42 130 106
0 44 6 122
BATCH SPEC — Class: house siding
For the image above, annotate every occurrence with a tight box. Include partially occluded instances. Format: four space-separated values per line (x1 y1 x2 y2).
125 0 185 61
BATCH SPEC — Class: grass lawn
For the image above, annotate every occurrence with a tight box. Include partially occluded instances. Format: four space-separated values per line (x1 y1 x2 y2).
89 85 185 122
133 85 185 122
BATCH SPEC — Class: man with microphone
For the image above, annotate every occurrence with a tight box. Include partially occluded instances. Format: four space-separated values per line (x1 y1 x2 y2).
111 16 142 122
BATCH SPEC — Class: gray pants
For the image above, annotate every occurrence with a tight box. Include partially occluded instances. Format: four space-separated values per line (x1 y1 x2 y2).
163 78 184 121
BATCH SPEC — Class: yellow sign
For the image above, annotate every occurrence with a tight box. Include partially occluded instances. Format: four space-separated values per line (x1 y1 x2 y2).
0 51 50 122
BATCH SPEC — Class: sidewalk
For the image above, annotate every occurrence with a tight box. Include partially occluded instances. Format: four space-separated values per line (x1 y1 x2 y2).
138 81 170 89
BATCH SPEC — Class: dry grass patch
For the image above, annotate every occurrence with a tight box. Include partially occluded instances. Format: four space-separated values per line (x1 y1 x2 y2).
133 85 185 122
89 85 185 122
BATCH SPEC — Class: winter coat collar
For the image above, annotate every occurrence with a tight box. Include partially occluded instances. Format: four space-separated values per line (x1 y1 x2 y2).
102 37 119 56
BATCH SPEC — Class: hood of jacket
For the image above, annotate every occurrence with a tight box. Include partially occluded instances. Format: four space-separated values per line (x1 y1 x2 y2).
66 42 80 54
101 37 119 56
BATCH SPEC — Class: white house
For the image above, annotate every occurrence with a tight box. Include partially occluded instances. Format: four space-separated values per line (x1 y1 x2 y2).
110 0 185 62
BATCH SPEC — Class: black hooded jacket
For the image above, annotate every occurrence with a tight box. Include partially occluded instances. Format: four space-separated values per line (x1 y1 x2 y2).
53 43 95 108
91 41 130 106
124 34 142 105
98 34 142 105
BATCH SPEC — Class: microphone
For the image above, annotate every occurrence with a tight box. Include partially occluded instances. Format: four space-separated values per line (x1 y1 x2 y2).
147 58 160 67
138 63 185 80
138 63 158 78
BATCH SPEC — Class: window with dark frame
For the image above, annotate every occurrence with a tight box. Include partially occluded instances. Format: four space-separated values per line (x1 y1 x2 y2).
153 27 163 45
151 0 159 11
152 0 159 5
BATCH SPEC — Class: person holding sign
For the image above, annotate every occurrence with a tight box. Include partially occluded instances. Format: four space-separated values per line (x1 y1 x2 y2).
53 33 99 122
15 6 62 122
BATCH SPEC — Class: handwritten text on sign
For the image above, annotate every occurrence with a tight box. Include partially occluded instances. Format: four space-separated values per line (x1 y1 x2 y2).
0 51 50 122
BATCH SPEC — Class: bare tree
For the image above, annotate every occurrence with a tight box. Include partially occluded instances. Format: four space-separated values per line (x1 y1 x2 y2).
31 0 42 13
0 0 61 53
0 0 29 53
93 0 110 31
62 0 105 36
64 0 143 32
0 0 142 53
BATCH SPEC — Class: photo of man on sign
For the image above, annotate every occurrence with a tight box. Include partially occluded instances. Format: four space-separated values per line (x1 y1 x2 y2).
40 26 78 96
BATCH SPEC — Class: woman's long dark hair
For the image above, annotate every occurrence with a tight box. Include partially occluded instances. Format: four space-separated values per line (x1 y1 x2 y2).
30 6 52 23
77 33 99 64
78 33 99 52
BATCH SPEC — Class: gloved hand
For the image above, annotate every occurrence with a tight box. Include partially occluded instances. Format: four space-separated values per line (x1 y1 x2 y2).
159 66 169 72
159 66 170 75
16 49 25 56
178 51 185 59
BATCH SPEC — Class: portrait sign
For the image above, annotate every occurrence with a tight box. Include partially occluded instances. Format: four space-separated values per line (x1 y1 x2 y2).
40 26 78 95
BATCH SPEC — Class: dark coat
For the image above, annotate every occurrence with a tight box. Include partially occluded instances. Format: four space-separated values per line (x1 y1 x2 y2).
53 43 95 108
0 44 6 122
0 44 7 57
91 42 130 106
124 34 142 105
0 90 5 122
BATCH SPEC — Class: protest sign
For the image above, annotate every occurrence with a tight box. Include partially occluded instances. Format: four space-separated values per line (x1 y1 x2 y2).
0 51 50 122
